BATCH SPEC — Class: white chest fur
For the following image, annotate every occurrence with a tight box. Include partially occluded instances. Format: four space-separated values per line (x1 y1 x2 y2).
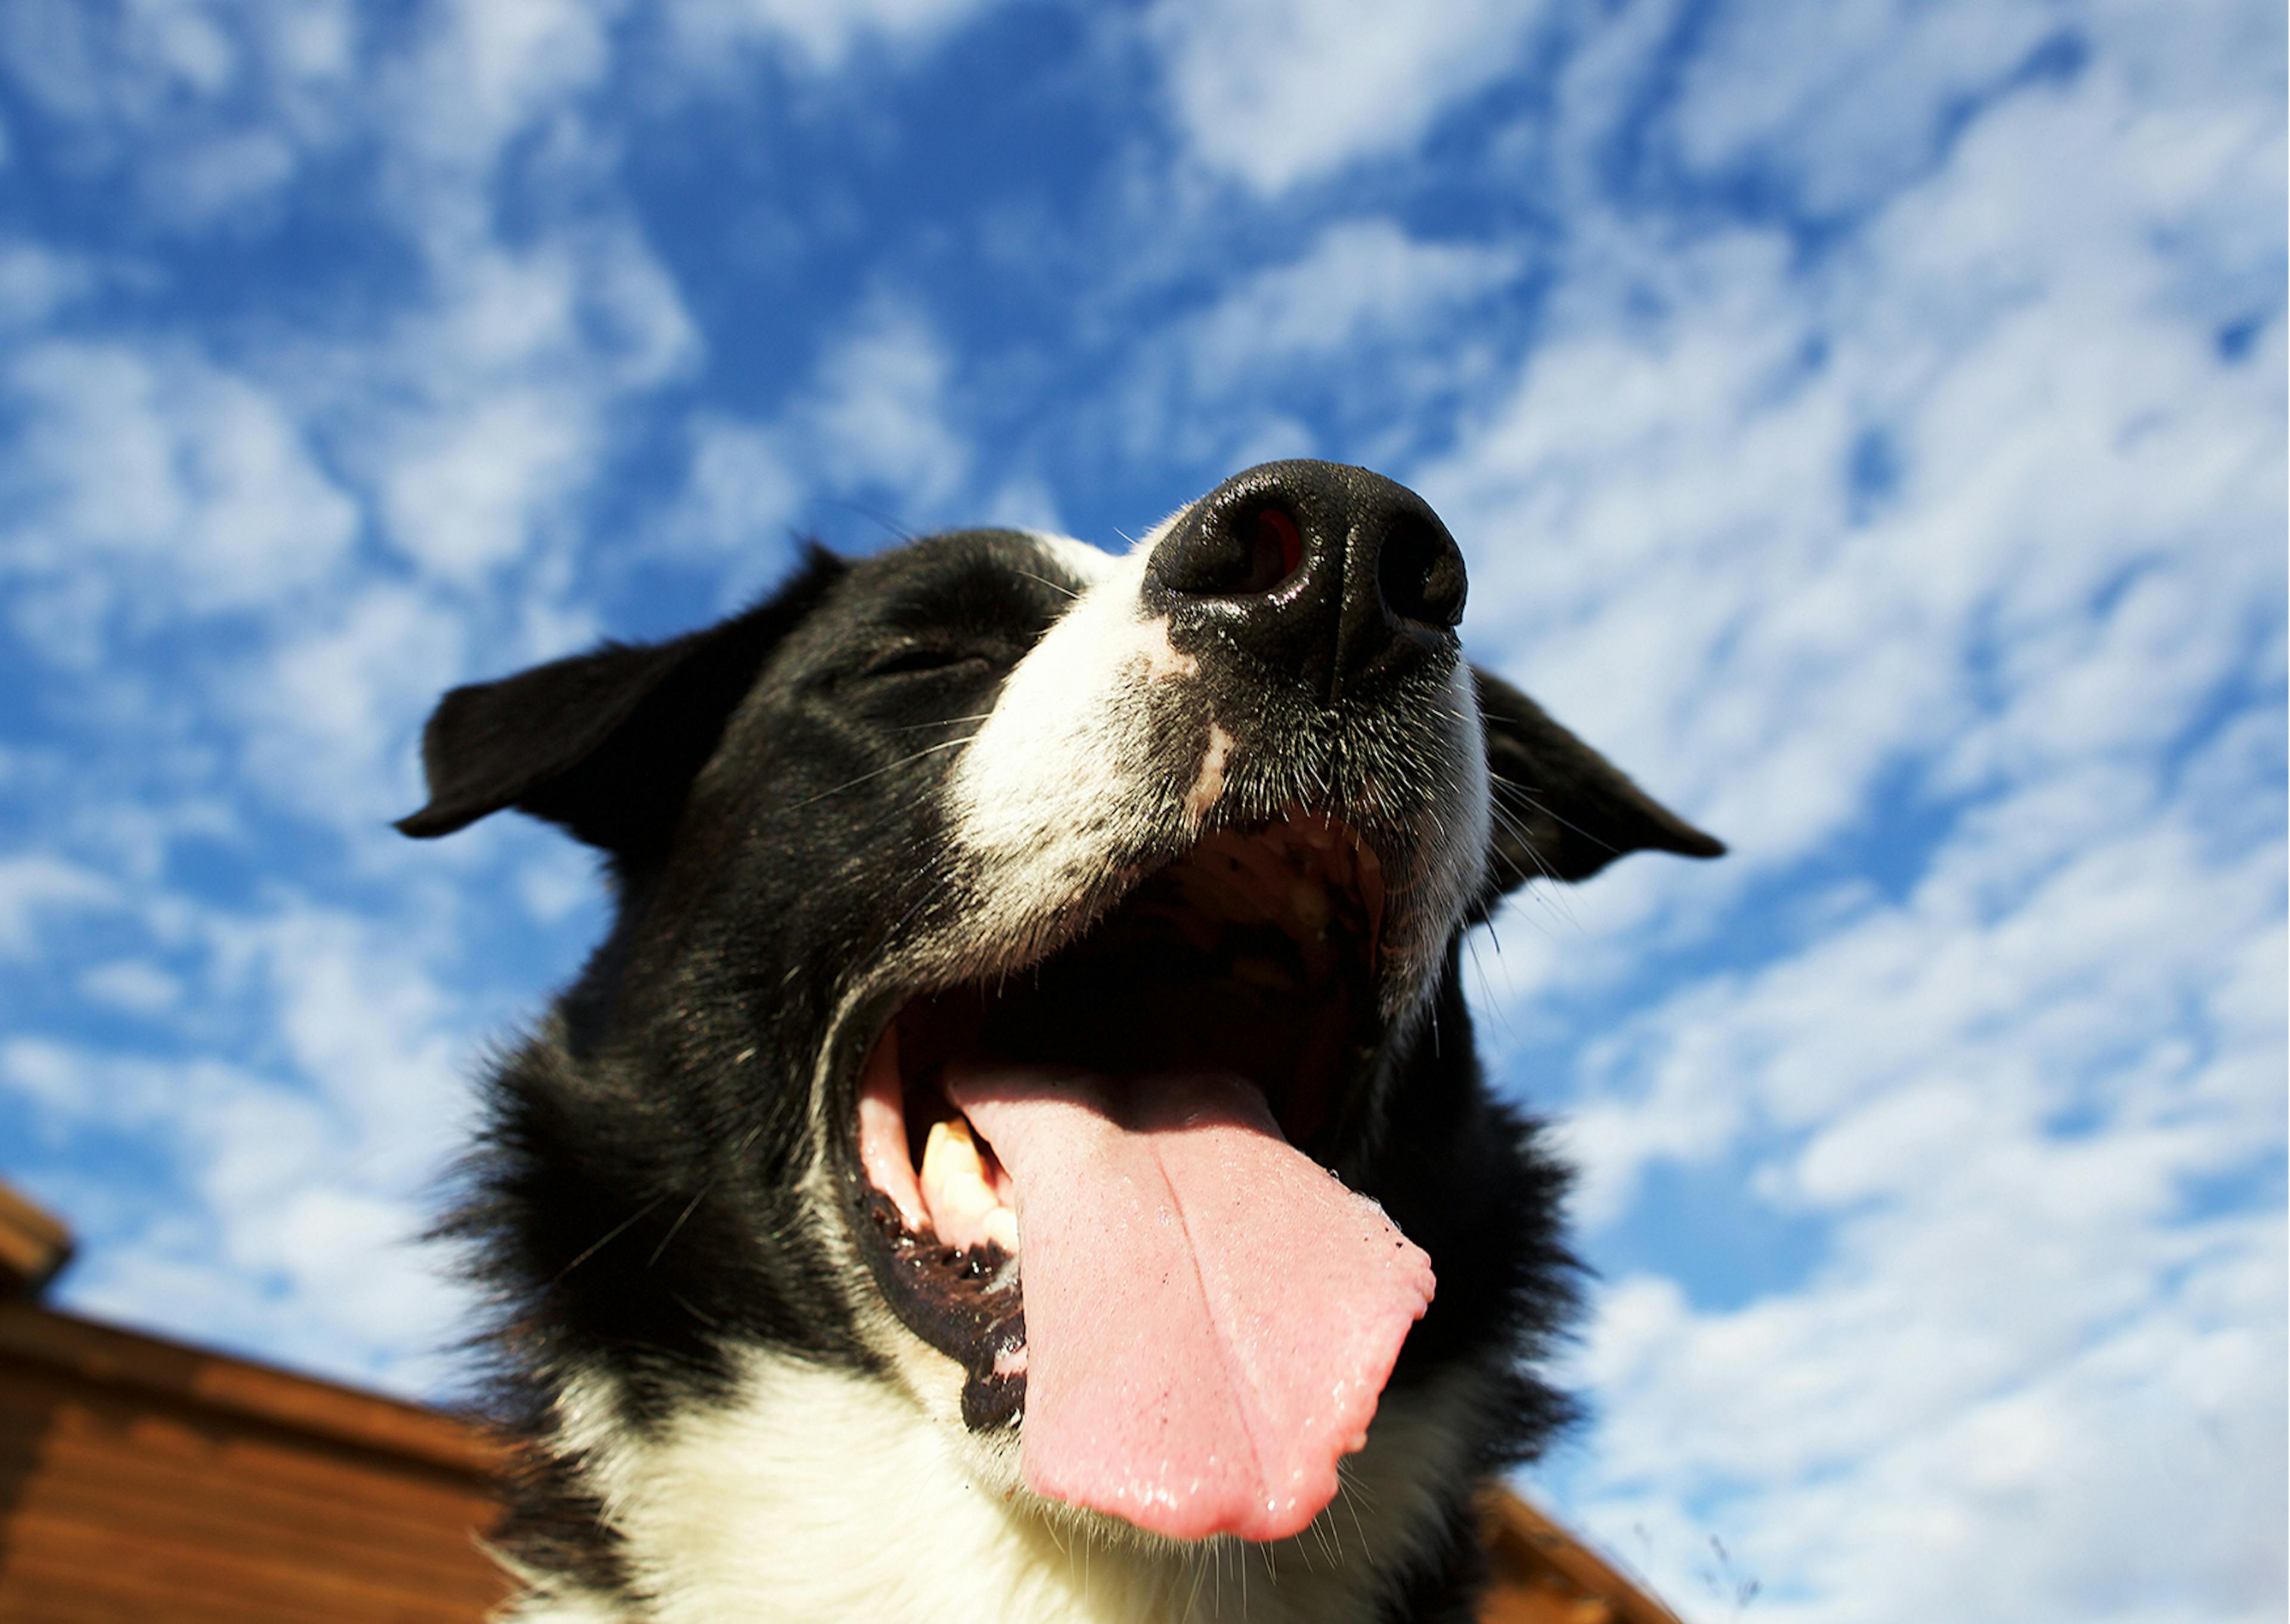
509 1351 1486 1624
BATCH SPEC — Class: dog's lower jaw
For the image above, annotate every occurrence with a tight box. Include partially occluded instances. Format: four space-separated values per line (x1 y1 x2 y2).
519 1349 1494 1624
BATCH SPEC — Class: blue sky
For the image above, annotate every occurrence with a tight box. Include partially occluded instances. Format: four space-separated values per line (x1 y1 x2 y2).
0 2 2281 1620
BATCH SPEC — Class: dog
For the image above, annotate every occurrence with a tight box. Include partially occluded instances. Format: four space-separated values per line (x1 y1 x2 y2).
398 460 1720 1623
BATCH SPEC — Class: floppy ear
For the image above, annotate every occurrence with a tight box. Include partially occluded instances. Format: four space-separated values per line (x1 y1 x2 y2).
397 547 847 858
1474 666 1723 898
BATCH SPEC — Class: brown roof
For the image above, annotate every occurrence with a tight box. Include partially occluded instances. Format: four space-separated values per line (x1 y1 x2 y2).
1478 1489 1687 1624
0 1180 72 1298
0 1300 510 1623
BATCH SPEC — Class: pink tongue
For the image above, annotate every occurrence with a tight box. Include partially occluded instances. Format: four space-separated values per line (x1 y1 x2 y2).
945 1065 1434 1543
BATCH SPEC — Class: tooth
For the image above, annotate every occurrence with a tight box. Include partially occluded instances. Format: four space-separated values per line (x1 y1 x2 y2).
982 1205 1019 1254
921 1117 1023 1257
921 1118 997 1237
922 1116 979 1188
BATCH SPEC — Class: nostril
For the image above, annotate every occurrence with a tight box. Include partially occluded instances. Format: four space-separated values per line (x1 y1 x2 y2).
1376 518 1466 628
1155 503 1306 597
1243 507 1304 593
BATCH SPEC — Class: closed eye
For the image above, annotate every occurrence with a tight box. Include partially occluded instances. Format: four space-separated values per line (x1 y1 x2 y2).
861 645 998 680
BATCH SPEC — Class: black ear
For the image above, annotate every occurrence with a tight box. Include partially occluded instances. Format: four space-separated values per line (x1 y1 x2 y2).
396 547 847 857
1474 665 1723 898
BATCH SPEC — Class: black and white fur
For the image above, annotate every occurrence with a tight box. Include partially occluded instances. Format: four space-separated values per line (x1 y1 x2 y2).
400 461 1719 1623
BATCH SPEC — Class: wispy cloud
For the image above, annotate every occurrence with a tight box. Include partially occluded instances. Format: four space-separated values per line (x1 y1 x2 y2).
0 855 116 957
1146 0 1554 193
663 294 985 598
2 341 358 655
665 0 1014 73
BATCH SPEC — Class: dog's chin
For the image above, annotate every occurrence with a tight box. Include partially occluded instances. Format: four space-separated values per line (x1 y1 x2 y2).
838 812 1421 1536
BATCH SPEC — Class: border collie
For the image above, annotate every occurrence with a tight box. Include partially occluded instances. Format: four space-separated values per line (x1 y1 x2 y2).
400 460 1719 1623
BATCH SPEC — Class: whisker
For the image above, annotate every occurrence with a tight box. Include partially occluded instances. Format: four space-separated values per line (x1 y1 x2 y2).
825 497 917 544
550 1192 671 1284
1013 569 1081 600
1478 801 1549 890
1490 771 1626 860
1181 1536 1212 1618
887 712 997 732
771 734 980 813
1483 795 1552 877
1464 934 1525 1043
646 1182 712 1267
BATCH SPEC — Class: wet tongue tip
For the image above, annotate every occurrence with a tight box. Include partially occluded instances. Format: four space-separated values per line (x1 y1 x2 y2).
945 1062 1436 1544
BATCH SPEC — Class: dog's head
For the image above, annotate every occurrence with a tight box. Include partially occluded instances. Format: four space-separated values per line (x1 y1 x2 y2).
403 460 1718 1546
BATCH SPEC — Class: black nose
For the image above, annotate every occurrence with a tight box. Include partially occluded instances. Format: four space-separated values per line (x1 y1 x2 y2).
1141 460 1467 702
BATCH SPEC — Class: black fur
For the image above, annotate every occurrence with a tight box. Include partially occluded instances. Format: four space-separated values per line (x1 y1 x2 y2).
409 509 1716 1619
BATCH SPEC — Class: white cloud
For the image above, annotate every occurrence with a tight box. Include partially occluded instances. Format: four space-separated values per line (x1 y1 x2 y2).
1184 218 1521 389
1669 0 2288 238
666 0 1007 73
0 218 698 867
1097 215 1527 473
1424 39 2280 918
806 297 972 509
0 0 700 629
268 0 360 83
66 1179 468 1395
0 854 116 956
0 1 368 221
1670 0 2068 215
670 412 805 557
0 341 359 661
237 0 603 221
667 297 979 571
380 388 593 580
232 581 472 825
0 0 239 123
1146 0 1552 193
1562 779 2283 1213
3 894 497 1393
389 0 613 172
517 844 604 926
980 473 1067 538
78 959 185 1016
1571 1207 2283 1624
349 225 696 584
146 127 300 226
0 240 94 330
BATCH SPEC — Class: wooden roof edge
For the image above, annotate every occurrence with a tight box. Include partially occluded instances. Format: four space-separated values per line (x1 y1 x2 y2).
0 1177 75 1297
1481 1487 1690 1624
0 1300 510 1479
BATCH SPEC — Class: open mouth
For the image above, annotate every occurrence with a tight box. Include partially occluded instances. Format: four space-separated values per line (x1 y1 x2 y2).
849 814 1437 1542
